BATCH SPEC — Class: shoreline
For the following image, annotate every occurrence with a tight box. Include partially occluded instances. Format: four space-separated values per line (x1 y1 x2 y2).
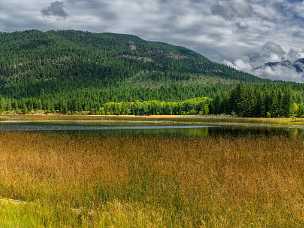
0 114 303 128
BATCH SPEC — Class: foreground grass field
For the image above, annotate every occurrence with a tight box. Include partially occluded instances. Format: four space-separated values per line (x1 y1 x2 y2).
0 131 304 227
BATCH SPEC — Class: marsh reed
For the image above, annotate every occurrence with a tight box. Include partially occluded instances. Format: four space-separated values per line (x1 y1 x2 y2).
0 131 303 227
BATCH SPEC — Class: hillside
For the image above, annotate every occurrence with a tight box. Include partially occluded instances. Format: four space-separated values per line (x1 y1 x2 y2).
0 30 261 97
0 30 303 116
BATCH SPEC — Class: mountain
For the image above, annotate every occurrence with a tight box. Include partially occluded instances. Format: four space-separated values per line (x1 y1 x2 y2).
294 59 304 73
0 30 262 98
254 60 293 72
228 42 304 82
1 30 303 115
254 58 304 82
248 42 286 67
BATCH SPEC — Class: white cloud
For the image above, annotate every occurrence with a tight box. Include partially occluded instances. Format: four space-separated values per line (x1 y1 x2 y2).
234 59 253 71
255 65 304 82
0 0 304 81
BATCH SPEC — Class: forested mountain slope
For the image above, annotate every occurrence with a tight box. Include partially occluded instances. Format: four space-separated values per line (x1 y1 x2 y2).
0 30 261 97
0 30 303 116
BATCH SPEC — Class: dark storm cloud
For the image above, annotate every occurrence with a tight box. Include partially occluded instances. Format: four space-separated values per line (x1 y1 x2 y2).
41 1 68 18
1 0 304 81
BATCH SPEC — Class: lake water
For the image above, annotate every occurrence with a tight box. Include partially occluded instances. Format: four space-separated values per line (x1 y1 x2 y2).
0 122 303 138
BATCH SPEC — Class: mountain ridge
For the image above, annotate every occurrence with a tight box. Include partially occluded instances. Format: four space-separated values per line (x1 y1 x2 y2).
0 30 267 101
254 58 304 81
1 30 303 115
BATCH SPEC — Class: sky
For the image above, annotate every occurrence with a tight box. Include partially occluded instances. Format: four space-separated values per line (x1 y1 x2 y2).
1 0 304 81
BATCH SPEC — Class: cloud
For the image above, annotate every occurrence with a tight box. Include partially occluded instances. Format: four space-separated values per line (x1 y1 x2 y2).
1 0 304 81
223 41 304 82
211 0 253 19
282 0 304 19
288 49 304 62
41 1 68 18
255 64 304 82
248 42 287 67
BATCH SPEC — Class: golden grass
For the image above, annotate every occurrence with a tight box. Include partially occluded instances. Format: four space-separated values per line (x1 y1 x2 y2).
1 114 304 127
0 132 303 226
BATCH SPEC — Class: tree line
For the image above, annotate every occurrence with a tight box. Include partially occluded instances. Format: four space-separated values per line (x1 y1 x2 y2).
100 97 210 115
0 84 303 117
215 84 304 117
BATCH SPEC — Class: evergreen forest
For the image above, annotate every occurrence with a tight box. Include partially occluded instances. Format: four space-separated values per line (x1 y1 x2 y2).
0 30 303 117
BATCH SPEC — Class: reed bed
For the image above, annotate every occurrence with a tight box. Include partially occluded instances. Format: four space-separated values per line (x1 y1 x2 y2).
0 132 303 227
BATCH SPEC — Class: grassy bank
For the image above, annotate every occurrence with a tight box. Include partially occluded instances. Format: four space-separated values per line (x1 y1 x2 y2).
1 114 304 126
0 132 303 226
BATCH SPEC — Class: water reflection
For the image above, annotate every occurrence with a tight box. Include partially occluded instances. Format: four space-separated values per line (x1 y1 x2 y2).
0 122 303 139
288 128 304 139
106 126 304 139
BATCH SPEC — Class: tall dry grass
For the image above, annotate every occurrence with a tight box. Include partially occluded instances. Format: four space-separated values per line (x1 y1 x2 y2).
0 132 303 226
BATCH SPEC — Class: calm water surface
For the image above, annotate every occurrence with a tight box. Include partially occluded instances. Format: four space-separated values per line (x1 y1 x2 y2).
0 122 303 138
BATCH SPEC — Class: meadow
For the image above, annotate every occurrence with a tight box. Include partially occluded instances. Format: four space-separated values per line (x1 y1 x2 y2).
0 130 304 227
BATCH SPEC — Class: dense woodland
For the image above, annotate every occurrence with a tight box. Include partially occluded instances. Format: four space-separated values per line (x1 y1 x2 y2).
101 97 211 115
0 30 304 117
215 84 304 117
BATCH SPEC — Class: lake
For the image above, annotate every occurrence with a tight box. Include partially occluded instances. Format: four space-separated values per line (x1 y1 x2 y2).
0 122 303 138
